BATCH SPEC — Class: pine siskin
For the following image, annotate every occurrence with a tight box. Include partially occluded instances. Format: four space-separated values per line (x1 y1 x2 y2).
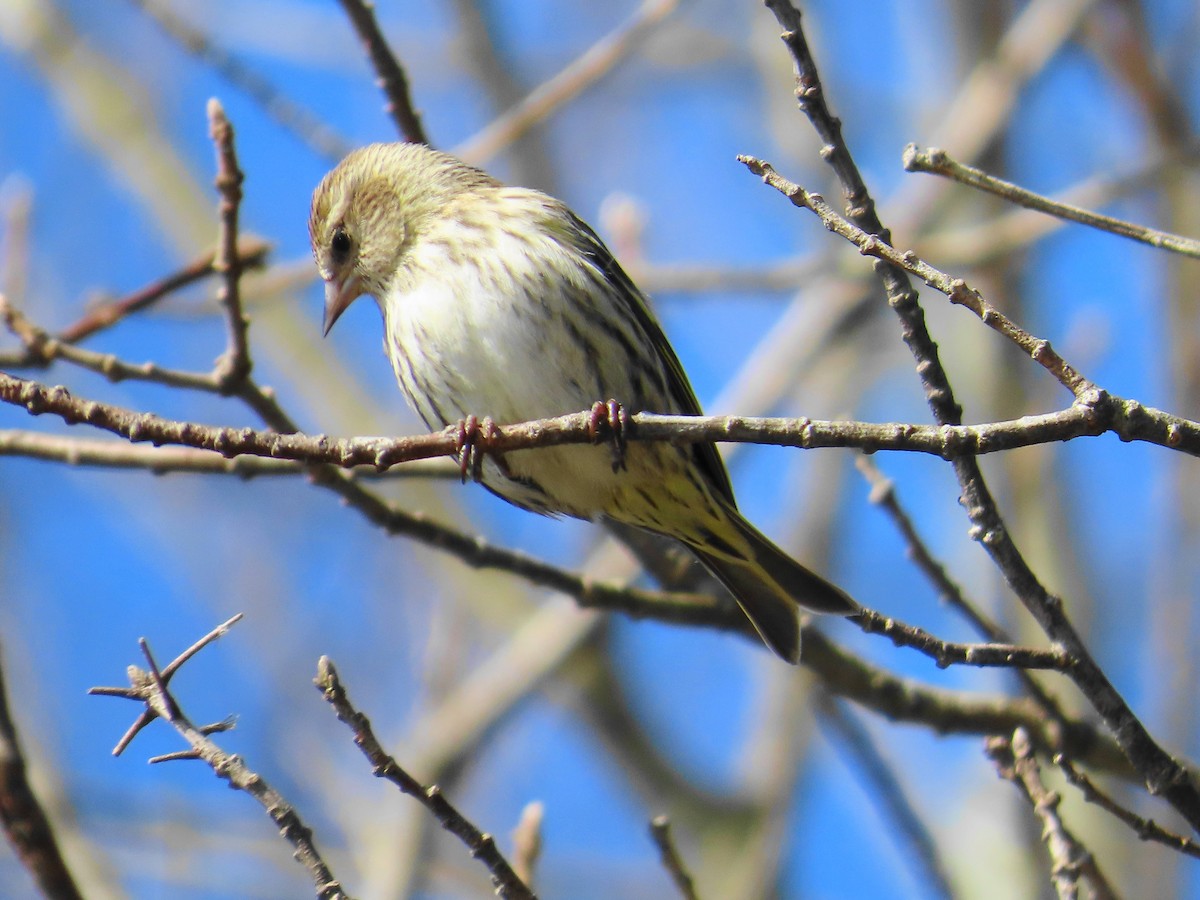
309 142 857 662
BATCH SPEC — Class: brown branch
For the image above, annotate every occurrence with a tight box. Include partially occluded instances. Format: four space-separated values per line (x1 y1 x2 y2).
314 657 534 899
987 730 1118 900
737 155 1094 398
206 99 252 390
802 632 1129 778
455 0 680 165
89 617 352 899
856 457 1073 716
334 0 428 144
1056 755 1200 860
52 238 270 347
904 144 1200 259
0 648 83 900
852 609 1071 670
126 0 352 160
0 429 457 478
5 370 1200 464
648 816 699 900
756 1 1200 833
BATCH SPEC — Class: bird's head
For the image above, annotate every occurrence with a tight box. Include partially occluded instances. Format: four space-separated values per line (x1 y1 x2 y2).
308 142 498 334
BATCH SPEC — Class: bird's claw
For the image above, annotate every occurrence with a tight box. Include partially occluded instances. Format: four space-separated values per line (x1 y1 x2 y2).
455 415 500 483
588 399 629 473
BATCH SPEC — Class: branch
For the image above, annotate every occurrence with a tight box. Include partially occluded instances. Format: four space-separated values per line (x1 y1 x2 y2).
856 458 1073 713
987 730 1117 900
6 372 1200 465
904 144 1200 259
853 608 1070 670
207 99 252 389
334 0 428 144
1056 755 1200 860
0 648 83 900
648 816 699 900
0 429 457 478
757 1 1200 833
454 0 680 165
314 657 534 900
737 155 1093 398
89 617 352 899
0 237 270 371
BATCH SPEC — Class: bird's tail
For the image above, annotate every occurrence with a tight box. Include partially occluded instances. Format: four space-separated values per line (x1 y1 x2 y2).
684 502 858 664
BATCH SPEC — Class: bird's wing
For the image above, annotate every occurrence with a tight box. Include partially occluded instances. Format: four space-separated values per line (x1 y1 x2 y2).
559 209 737 506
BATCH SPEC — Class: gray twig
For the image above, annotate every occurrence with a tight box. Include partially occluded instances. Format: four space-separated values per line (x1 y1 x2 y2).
649 815 699 900
89 616 353 899
315 657 534 899
904 144 1200 259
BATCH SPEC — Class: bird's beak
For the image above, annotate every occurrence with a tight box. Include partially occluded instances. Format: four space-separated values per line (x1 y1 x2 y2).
322 275 363 336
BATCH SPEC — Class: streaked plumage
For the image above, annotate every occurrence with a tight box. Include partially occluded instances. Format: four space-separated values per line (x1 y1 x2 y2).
310 142 857 662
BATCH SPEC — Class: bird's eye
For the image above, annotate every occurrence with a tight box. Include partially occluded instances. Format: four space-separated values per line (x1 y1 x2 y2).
330 227 352 264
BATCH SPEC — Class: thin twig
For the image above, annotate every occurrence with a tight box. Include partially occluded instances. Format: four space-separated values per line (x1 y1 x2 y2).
987 730 1118 900
856 457 1072 717
0 648 83 900
455 0 680 165
510 802 544 889
1056 755 1200 859
314 657 534 899
737 155 1094 398
58 238 270 346
126 0 352 160
207 99 252 390
335 0 428 144
648 816 699 900
0 429 457 478
817 695 954 900
904 144 1200 259
90 618 353 899
853 608 1071 670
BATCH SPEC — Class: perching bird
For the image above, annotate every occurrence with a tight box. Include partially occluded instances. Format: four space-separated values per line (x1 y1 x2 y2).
309 142 857 662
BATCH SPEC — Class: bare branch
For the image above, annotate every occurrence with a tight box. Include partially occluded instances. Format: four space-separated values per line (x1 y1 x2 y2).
0 429 457 478
0 649 83 900
455 0 680 165
904 144 1200 259
6 372 1200 467
853 608 1071 670
757 1 1200 832
737 155 1093 398
334 0 428 144
1056 755 1200 860
987 730 1118 900
648 815 699 900
90 619 352 900
314 657 533 899
207 99 252 389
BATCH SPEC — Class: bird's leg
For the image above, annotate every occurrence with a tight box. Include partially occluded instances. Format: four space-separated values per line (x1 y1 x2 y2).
588 399 630 473
454 415 500 483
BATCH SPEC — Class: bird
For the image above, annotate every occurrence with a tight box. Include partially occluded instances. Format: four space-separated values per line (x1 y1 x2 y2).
309 142 857 662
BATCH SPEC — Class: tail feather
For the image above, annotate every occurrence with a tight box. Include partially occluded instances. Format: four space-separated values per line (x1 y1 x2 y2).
687 506 858 664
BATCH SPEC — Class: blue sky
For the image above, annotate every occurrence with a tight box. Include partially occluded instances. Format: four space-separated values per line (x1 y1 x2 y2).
3 1 1200 897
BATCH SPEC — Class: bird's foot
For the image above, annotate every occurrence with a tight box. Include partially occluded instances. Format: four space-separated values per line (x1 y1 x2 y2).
454 414 500 483
588 399 630 473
